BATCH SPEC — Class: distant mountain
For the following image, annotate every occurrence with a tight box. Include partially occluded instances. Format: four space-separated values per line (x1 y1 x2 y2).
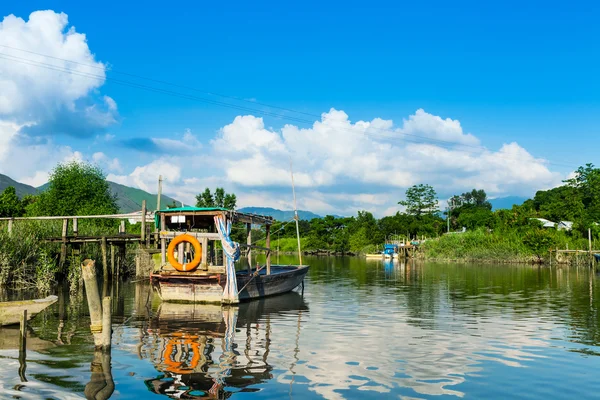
106 181 181 213
238 207 322 221
0 174 37 197
490 196 528 210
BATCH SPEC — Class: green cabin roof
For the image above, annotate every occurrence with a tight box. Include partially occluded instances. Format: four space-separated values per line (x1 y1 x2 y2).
157 206 229 213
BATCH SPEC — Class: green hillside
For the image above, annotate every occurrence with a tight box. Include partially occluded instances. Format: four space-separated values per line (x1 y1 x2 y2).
0 174 38 198
107 181 181 213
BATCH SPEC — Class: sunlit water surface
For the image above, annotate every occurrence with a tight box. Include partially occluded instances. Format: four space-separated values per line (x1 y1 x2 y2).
2 256 600 399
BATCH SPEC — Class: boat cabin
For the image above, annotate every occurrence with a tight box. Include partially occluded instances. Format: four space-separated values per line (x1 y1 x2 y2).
155 207 274 275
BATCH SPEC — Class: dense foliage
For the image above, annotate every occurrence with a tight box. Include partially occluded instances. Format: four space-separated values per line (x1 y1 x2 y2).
27 162 119 217
195 187 237 209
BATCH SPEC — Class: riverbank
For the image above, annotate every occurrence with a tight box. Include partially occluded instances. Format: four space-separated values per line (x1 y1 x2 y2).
420 228 593 264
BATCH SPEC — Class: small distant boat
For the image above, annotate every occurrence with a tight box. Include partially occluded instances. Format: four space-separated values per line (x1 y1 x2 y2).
365 253 384 258
0 295 58 326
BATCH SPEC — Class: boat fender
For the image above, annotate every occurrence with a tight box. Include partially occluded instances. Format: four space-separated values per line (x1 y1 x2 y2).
167 234 202 272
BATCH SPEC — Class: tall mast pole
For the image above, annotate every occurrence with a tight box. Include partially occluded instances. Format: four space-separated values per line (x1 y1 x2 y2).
290 159 303 265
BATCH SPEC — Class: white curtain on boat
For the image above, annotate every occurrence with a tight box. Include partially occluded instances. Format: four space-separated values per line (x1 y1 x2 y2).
214 215 241 303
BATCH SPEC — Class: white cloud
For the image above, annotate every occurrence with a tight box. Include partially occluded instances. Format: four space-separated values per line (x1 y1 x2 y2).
0 11 117 136
94 109 562 217
92 152 122 172
399 108 479 146
0 10 119 186
108 159 182 193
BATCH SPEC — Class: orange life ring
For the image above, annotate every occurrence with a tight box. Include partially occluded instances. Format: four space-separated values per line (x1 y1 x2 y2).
167 234 202 272
162 335 201 374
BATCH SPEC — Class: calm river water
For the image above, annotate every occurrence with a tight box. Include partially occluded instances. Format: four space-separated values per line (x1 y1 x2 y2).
2 256 600 399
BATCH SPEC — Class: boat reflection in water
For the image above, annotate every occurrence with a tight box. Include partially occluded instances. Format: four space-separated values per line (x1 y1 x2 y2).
141 292 308 398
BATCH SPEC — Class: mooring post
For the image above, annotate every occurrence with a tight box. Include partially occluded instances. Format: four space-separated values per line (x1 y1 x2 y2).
60 218 69 267
19 309 27 351
102 297 112 350
19 309 27 382
141 200 147 244
82 260 103 347
110 245 115 277
101 237 108 278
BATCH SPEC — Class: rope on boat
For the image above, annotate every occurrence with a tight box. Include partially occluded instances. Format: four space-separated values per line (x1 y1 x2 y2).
214 215 241 303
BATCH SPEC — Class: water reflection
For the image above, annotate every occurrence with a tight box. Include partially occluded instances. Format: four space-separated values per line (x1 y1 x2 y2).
140 292 308 399
3 258 600 399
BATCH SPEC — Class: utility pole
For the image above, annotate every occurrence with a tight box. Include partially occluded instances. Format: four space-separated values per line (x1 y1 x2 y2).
157 175 163 211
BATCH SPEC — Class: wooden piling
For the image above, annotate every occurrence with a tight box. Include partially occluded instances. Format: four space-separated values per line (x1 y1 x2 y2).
119 220 125 234
141 200 147 243
102 297 112 350
19 309 27 382
110 245 115 277
101 237 108 278
82 260 104 347
73 218 78 237
19 309 27 351
7 218 13 236
60 218 69 266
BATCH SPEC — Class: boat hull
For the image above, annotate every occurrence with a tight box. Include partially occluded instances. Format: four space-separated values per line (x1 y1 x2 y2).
153 265 309 304
0 295 58 326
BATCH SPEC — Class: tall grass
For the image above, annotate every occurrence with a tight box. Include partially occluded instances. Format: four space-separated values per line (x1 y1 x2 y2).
422 228 592 263
0 221 58 292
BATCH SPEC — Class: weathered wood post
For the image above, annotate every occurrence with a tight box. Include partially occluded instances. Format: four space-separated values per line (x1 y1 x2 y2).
266 224 271 275
110 244 115 277
141 200 147 244
101 237 108 278
119 220 125 234
7 218 13 236
73 217 78 237
19 309 27 382
19 309 27 351
160 213 166 265
60 218 69 267
82 260 103 347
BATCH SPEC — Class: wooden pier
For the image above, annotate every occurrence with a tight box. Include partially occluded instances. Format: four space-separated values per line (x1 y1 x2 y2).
0 202 155 277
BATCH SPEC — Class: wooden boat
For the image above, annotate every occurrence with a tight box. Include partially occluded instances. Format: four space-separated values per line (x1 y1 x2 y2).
151 207 309 304
0 295 58 326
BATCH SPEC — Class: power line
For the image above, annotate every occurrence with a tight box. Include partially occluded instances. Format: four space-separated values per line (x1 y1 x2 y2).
0 48 581 169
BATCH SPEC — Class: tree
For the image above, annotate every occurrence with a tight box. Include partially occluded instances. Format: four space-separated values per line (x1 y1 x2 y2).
0 186 24 217
195 187 237 209
399 184 439 217
27 162 118 216
196 188 214 207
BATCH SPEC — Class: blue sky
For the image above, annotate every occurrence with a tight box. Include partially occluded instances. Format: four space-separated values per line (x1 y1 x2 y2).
0 1 598 215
